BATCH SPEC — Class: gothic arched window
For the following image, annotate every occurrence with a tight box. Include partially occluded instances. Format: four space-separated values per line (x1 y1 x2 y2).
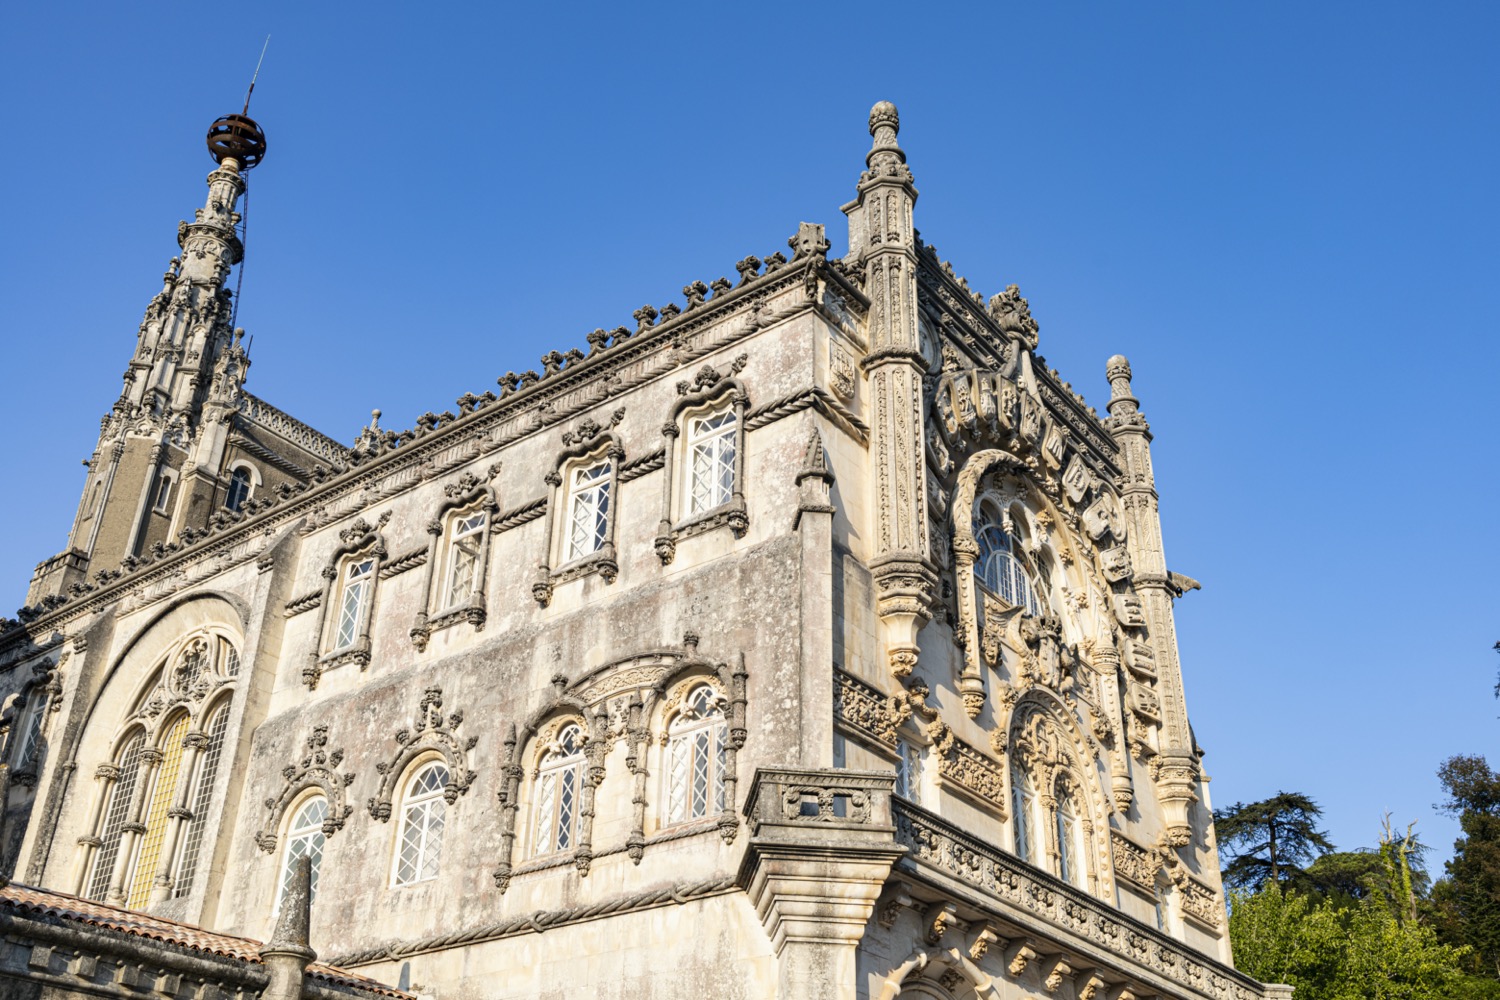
393 761 450 886
171 702 230 898
225 467 253 513
1055 786 1085 888
86 732 145 901
533 724 584 855
666 686 727 824
1011 761 1039 865
276 795 328 914
974 502 1045 616
125 712 190 909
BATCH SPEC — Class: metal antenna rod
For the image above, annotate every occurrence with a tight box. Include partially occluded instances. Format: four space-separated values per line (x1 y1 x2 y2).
243 35 270 114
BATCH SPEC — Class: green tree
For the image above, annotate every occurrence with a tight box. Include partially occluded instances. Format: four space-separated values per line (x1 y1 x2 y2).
1229 887 1489 1000
1214 791 1335 891
1434 755 1500 978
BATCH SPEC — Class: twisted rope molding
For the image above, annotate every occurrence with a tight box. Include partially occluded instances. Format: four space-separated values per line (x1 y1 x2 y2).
324 874 739 967
746 386 868 445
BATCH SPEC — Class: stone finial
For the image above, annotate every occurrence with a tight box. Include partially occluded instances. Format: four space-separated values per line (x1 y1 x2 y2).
1105 355 1139 417
869 101 900 140
789 222 831 260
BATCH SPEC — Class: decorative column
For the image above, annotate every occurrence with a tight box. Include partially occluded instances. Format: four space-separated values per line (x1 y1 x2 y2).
72 763 119 895
148 730 209 904
107 746 163 906
844 102 936 681
1103 356 1196 845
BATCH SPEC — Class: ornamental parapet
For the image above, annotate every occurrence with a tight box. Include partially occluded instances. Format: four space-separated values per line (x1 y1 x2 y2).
892 800 1272 1000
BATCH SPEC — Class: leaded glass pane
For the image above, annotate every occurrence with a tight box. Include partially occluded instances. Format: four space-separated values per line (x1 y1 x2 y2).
444 512 486 608
276 797 327 914
87 734 144 901
127 714 189 908
687 410 736 514
394 763 449 886
666 687 727 824
17 694 46 768
566 463 611 561
334 559 373 651
172 705 230 897
1012 767 1036 864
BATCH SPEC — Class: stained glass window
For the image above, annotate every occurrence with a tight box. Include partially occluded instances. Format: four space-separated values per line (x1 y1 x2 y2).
126 713 190 908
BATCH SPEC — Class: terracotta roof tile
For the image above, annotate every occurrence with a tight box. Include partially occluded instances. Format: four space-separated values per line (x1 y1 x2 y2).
0 882 410 998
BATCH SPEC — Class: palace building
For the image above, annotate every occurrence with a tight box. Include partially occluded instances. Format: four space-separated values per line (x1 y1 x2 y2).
0 102 1285 1000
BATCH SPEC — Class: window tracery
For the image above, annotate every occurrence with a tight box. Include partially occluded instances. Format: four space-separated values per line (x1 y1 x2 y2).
533 416 625 605
533 723 585 856
367 686 476 822
664 685 727 825
77 628 241 906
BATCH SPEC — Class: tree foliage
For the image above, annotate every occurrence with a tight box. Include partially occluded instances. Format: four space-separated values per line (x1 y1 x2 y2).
1229 887 1486 1000
1433 755 1500 978
1214 791 1335 891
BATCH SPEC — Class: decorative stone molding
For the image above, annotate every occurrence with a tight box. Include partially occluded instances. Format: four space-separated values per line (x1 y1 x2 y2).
304 511 390 689
367 687 478 821
409 465 499 651
533 419 625 604
833 670 902 749
894 802 1262 1000
927 722 1007 816
654 358 750 565
253 726 355 853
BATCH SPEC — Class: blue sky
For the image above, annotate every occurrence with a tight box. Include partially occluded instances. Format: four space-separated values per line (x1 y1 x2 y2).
1 3 1495 869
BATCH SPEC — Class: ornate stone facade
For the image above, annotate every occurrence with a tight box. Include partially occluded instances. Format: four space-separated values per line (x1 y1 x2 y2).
0 103 1284 999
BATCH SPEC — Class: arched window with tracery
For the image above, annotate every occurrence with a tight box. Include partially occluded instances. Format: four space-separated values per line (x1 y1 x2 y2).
171 702 230 898
1055 784 1085 888
126 712 190 908
276 795 328 914
1011 760 1039 864
974 501 1045 616
393 761 449 885
85 732 145 901
533 724 584 855
666 686 727 824
77 626 242 908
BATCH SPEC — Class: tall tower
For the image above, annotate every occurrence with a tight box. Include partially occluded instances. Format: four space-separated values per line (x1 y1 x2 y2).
26 115 267 604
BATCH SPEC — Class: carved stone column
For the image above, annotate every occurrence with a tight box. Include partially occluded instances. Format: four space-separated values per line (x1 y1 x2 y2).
148 730 208 904
1103 356 1195 844
740 768 905 1000
72 763 119 895
844 102 936 681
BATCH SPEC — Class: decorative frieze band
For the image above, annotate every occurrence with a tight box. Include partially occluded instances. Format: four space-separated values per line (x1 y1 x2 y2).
283 591 322 618
834 669 901 749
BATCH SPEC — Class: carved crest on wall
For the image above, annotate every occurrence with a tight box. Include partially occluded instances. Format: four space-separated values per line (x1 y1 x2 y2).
367 686 478 821
253 725 356 853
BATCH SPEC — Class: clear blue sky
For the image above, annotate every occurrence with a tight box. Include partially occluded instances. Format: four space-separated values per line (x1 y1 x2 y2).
2 3 1495 869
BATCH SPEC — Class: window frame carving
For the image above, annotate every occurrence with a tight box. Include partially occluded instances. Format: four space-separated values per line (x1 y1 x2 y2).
253 725 356 856
367 686 477 822
492 643 748 892
410 468 499 650
659 680 730 828
306 511 391 688
274 789 329 916
532 415 625 606
653 361 750 566
529 719 589 861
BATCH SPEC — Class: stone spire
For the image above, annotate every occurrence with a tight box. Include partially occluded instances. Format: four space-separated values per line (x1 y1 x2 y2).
843 103 935 682
262 854 316 1000
27 118 262 604
1103 355 1198 845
